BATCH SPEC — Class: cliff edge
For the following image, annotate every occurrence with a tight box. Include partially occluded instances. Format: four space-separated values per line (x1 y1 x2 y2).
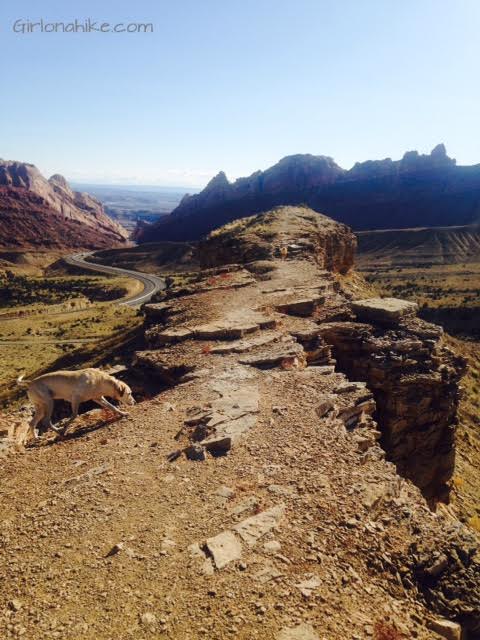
0 206 477 640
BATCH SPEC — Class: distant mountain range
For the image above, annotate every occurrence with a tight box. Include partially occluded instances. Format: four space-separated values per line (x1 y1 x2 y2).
0 160 129 250
136 144 480 243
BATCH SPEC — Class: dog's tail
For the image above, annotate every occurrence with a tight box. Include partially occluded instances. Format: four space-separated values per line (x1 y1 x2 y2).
16 374 29 386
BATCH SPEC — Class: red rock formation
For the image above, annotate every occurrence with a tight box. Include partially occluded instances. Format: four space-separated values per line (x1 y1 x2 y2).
0 160 129 249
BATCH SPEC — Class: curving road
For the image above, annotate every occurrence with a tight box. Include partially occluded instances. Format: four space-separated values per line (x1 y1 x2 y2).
65 252 166 307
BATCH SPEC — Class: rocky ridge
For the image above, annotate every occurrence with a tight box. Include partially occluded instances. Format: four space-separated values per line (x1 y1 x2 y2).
0 206 478 639
0 160 129 249
137 144 480 241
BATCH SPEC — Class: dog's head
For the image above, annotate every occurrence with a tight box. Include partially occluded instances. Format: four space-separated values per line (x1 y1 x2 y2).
113 379 136 406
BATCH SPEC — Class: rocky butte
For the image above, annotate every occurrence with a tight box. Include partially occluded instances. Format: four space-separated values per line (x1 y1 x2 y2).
136 144 480 242
0 159 129 249
0 206 478 639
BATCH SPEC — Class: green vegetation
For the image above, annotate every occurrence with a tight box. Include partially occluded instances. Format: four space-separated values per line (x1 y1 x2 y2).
0 272 128 308
363 263 480 310
0 301 141 407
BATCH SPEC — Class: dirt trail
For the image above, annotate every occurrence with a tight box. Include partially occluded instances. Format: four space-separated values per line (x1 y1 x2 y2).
0 207 478 640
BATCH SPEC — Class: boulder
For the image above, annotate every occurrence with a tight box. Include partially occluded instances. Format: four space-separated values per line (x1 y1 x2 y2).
352 297 418 325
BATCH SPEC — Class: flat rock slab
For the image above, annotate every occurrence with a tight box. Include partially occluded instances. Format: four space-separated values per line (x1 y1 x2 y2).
210 332 281 354
276 296 325 317
277 624 320 640
193 321 260 340
428 619 462 640
205 531 242 569
152 327 193 345
352 298 418 325
239 342 304 368
233 504 285 546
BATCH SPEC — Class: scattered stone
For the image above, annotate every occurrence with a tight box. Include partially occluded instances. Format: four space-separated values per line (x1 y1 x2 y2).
253 564 284 584
201 436 232 455
315 395 337 418
229 496 259 517
8 599 22 612
263 540 282 554
105 543 124 557
140 612 156 627
277 623 320 640
185 444 207 461
425 554 449 578
295 575 321 598
233 504 285 547
160 539 177 555
205 531 242 569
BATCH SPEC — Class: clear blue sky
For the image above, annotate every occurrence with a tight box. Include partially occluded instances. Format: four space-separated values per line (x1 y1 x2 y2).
1 0 479 187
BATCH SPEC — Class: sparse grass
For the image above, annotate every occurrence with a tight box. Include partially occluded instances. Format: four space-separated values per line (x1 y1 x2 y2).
0 298 141 407
0 273 132 308
208 211 280 240
362 262 480 310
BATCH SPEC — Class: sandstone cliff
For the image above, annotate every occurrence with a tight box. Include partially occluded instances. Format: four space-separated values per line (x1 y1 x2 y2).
137 144 480 242
1 206 478 639
0 160 129 249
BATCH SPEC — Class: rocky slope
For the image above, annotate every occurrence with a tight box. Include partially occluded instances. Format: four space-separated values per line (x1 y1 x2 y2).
137 144 480 242
0 206 478 640
0 160 129 249
356 224 480 267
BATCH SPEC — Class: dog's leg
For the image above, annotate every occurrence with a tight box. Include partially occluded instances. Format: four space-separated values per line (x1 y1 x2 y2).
29 405 45 439
43 395 62 434
63 397 81 436
94 396 128 417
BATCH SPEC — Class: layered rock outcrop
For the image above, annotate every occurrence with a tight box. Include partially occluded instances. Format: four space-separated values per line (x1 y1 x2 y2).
137 144 480 242
319 300 466 503
0 159 129 249
198 206 356 273
2 206 478 638
129 206 477 635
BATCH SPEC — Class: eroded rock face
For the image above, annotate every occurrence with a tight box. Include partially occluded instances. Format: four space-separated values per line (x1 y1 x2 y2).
133 209 475 635
0 159 129 248
136 144 472 242
319 305 466 503
198 206 356 274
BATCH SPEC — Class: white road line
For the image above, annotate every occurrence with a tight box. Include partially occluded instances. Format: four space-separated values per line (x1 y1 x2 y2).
65 253 165 306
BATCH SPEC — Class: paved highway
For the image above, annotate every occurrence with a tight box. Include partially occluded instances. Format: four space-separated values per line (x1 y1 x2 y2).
66 252 166 307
